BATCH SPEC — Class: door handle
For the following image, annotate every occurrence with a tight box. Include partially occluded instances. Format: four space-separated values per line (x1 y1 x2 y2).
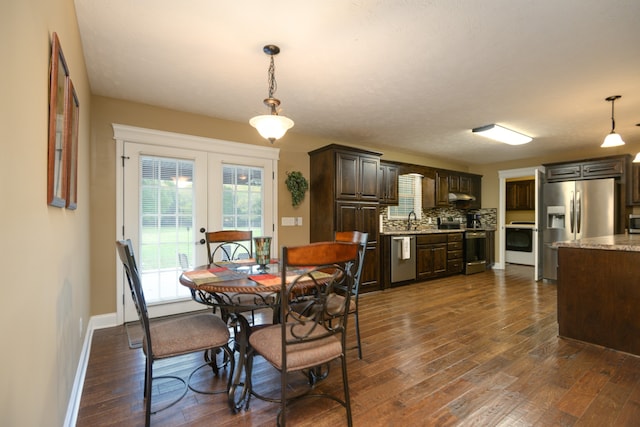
199 238 206 245
200 227 206 233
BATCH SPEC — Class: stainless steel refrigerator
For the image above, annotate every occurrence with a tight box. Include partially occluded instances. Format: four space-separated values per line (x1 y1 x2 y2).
542 178 616 281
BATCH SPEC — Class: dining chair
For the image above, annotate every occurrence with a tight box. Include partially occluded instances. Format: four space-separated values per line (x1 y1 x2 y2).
248 241 359 426
116 239 234 427
333 231 368 359
205 230 253 264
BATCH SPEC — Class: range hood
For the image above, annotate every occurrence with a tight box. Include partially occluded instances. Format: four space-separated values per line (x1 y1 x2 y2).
448 192 476 202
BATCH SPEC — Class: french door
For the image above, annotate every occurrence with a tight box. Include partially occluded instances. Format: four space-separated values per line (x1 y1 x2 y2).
122 143 209 321
115 125 279 324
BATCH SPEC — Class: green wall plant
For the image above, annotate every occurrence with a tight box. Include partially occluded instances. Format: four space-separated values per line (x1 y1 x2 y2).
285 171 309 207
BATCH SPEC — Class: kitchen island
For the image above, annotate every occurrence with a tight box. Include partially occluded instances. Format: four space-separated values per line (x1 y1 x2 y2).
555 234 640 356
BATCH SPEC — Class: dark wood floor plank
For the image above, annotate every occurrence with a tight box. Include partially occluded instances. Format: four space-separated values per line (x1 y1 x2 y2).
76 265 640 426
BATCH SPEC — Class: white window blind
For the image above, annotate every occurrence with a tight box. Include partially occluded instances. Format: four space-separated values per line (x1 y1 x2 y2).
388 174 422 220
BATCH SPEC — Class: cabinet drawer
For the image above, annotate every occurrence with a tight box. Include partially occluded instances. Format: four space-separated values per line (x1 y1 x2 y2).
448 241 463 251
417 234 448 245
447 233 463 242
448 249 463 260
447 260 463 273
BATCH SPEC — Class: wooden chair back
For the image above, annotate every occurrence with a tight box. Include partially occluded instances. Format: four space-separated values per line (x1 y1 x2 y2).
205 230 252 264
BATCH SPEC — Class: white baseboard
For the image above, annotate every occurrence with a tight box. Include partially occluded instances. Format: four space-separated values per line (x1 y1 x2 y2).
63 313 117 427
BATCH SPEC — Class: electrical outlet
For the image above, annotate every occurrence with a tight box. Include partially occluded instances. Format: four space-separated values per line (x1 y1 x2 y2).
296 217 303 226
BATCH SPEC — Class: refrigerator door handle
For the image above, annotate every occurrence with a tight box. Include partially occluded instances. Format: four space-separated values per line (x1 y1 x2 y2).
576 190 581 234
569 190 575 233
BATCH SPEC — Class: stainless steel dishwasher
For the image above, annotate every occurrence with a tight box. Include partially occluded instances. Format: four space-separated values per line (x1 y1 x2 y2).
391 235 416 283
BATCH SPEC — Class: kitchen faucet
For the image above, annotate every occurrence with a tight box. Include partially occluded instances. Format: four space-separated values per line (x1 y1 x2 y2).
407 210 417 230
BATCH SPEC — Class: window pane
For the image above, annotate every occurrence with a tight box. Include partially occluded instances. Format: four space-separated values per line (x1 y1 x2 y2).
222 165 264 235
139 156 195 304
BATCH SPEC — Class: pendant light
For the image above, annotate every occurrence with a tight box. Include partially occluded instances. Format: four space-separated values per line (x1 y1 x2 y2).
601 95 625 147
249 45 294 143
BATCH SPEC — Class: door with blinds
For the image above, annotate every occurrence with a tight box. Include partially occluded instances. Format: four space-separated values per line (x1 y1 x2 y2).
116 125 279 324
122 143 209 322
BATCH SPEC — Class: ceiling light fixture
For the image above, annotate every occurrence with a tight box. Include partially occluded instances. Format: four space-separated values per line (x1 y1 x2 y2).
471 124 532 145
601 95 625 148
249 44 294 143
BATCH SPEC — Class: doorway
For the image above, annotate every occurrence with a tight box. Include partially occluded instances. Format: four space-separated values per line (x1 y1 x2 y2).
497 167 545 281
114 124 279 324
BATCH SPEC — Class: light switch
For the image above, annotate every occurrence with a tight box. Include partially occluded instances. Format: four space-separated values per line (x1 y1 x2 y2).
281 217 295 226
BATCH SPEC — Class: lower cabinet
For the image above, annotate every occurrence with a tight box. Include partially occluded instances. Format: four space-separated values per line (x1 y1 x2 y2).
335 201 379 292
416 234 448 280
447 233 464 273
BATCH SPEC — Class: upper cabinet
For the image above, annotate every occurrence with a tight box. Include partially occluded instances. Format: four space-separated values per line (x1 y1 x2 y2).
435 170 482 209
545 155 629 183
335 150 380 201
378 161 399 205
506 180 534 210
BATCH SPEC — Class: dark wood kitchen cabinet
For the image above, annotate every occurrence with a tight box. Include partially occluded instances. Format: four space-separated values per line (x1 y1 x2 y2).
309 144 383 292
335 150 380 201
485 230 495 269
435 170 482 209
378 161 399 205
416 234 448 280
447 233 464 274
506 180 534 210
629 162 640 205
545 155 629 182
435 171 450 207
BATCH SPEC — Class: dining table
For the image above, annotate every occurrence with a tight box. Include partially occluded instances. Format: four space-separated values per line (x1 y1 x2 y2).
179 258 283 412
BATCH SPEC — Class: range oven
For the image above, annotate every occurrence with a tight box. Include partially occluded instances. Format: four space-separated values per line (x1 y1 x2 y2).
464 230 486 274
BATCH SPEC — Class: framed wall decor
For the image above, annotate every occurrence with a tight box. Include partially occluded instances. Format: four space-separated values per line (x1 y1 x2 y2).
47 32 69 207
65 78 79 209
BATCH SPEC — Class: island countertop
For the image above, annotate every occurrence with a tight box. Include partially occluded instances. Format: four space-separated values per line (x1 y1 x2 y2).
553 233 640 252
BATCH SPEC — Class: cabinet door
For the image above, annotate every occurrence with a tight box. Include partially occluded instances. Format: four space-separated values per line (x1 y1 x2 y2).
359 156 381 201
422 175 436 208
336 152 359 200
449 174 460 193
379 163 399 204
432 244 448 274
417 243 447 279
459 175 472 194
630 163 640 205
435 172 450 206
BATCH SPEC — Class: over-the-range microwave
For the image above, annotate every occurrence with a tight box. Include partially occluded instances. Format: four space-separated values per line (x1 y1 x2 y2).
629 215 640 234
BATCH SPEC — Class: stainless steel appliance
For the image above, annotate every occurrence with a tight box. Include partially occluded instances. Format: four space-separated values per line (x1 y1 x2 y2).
464 230 486 274
629 214 640 234
542 178 616 280
391 235 416 283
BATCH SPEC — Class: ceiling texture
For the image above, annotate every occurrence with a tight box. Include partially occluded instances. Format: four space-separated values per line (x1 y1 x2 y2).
75 0 640 165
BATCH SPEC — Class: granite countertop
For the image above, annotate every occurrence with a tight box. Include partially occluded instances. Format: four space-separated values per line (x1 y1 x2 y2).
554 234 640 252
381 227 495 235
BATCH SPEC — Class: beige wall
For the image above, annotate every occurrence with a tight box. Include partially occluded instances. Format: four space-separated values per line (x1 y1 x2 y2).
1 0 91 425
90 96 467 315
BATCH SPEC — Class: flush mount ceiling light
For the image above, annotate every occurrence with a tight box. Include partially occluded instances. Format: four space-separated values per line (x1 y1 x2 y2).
471 124 532 145
249 44 294 143
601 95 625 148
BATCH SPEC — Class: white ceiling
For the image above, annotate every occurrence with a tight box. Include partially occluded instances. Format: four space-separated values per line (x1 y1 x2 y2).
75 0 640 165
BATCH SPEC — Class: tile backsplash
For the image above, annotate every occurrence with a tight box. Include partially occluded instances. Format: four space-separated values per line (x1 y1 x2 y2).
381 206 497 232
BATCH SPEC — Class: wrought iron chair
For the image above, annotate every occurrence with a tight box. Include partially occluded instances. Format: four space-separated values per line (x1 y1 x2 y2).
247 242 359 426
332 231 368 359
202 229 263 325
205 230 253 264
116 239 234 427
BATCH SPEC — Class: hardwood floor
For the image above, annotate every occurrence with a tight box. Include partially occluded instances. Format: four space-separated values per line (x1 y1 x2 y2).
76 265 640 426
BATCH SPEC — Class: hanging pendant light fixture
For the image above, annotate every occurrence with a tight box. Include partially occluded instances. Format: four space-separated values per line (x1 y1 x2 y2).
249 45 294 143
601 95 625 147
